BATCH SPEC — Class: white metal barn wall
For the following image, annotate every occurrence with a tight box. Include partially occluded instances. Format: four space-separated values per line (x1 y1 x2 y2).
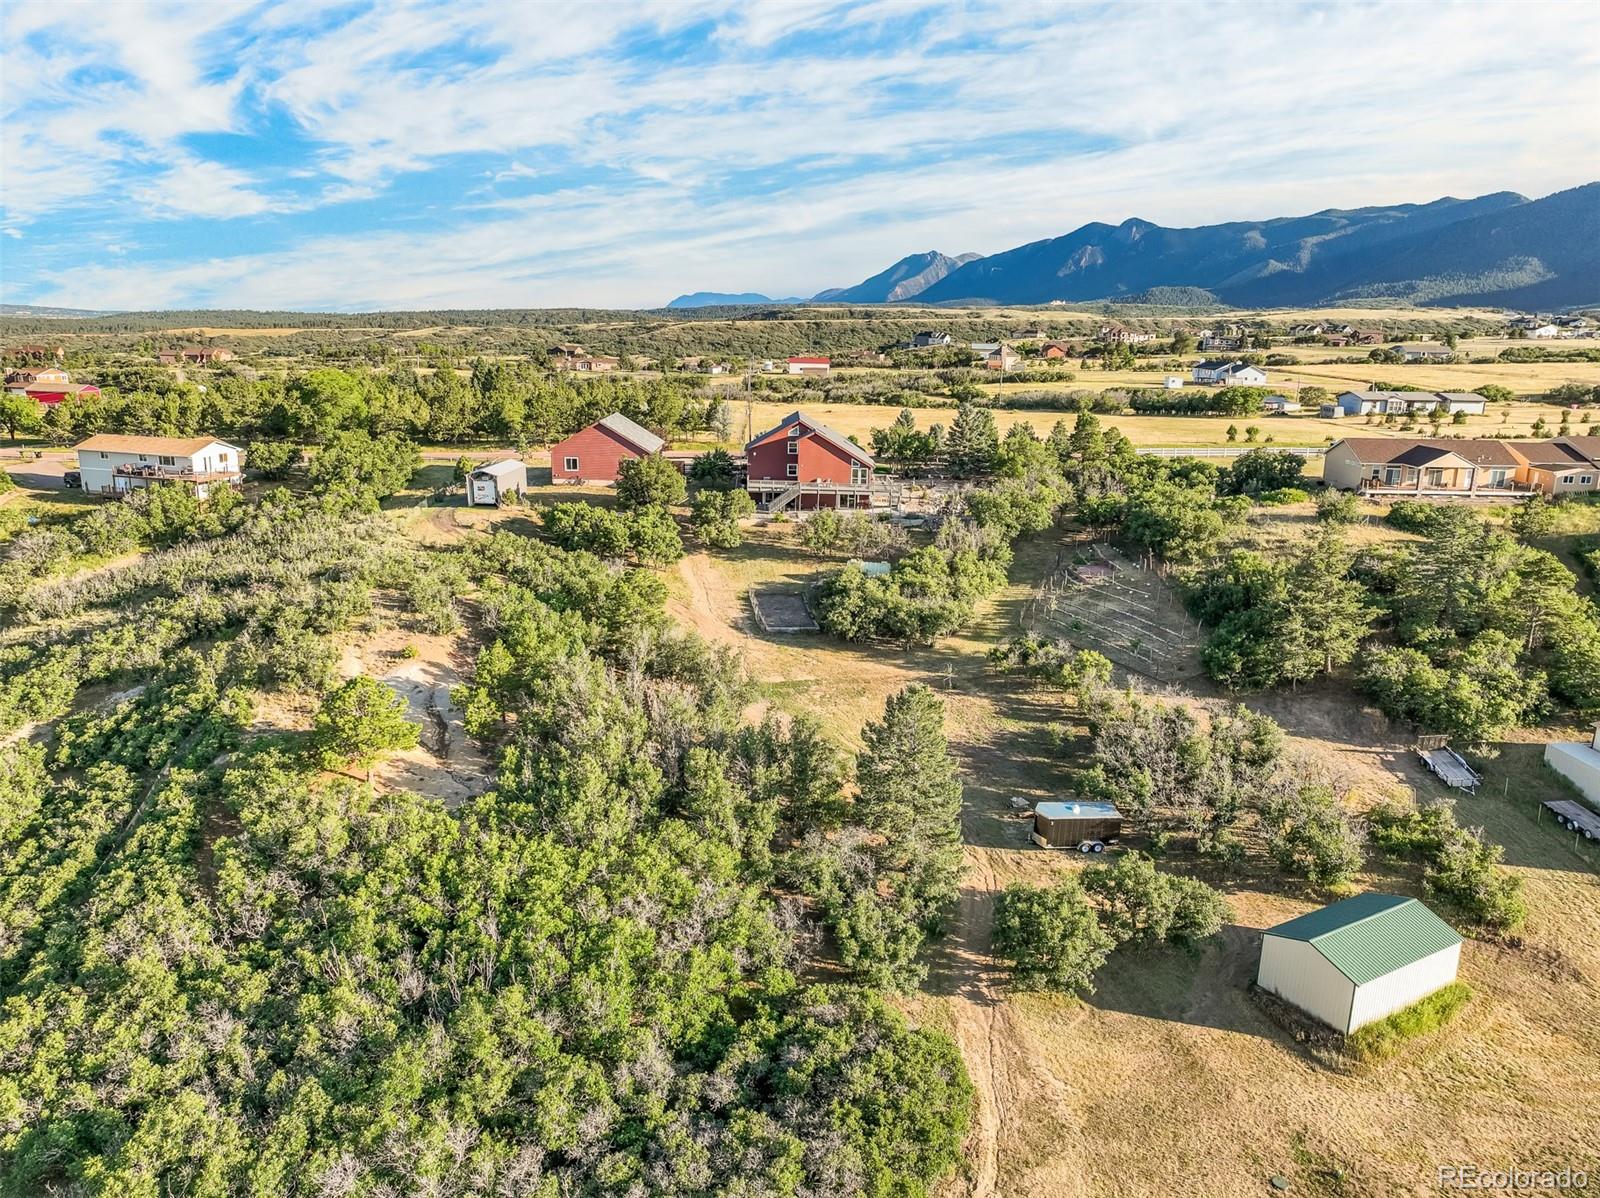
1345 944 1461 1032
1257 936 1355 1031
1545 742 1600 804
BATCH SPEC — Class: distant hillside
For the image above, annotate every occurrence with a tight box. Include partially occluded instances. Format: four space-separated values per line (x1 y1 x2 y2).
665 292 803 309
1120 286 1221 307
908 185 1597 308
0 303 112 318
814 251 982 304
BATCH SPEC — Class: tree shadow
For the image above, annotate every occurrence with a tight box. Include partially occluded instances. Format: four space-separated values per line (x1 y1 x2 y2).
1085 923 1281 1041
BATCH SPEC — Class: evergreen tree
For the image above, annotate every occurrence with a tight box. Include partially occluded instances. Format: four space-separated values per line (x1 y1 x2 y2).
946 401 1000 478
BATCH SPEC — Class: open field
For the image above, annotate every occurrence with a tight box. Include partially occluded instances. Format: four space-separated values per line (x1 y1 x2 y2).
688 398 1589 452
654 516 1600 1198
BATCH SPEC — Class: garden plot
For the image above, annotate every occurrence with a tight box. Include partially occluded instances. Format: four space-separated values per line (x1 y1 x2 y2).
1026 542 1204 682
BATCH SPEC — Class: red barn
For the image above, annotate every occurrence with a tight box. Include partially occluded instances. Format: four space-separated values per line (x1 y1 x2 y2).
21 383 99 406
550 412 665 483
745 410 876 512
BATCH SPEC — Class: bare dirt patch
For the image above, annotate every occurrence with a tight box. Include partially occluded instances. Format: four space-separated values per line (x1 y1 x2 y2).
336 624 493 807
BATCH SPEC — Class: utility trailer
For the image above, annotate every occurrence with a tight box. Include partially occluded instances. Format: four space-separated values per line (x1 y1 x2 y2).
1541 799 1600 842
1416 737 1480 793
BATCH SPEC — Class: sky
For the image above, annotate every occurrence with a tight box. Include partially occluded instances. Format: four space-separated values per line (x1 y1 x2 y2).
1 0 1597 313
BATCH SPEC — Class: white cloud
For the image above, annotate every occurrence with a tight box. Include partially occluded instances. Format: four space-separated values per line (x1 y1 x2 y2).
3 0 1597 306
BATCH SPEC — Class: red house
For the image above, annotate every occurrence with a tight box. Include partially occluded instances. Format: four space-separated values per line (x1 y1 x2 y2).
550 412 665 483
745 410 877 512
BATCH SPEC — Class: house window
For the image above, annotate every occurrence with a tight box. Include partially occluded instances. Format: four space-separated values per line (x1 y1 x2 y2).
1383 467 1401 484
1581 476 1595 486
788 426 801 437
786 463 798 479
137 454 148 462
158 455 175 466
564 456 579 472
787 440 798 455
1425 468 1445 487
851 464 868 485
99 451 108 459
1488 469 1510 486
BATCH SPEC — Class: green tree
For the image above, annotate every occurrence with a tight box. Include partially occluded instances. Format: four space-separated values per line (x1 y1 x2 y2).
306 429 420 500
0 393 43 442
616 453 687 509
687 448 738 490
946 401 1000 478
311 674 419 778
1081 852 1232 946
993 878 1115 993
856 684 965 915
1259 784 1365 886
691 488 756 549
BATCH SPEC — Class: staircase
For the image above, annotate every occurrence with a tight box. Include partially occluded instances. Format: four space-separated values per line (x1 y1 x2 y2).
762 483 804 513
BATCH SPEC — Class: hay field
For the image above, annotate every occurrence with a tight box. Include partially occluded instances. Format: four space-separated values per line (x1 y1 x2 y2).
657 518 1600 1198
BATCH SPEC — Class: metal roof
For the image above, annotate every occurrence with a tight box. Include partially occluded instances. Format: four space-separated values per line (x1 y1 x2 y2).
1034 800 1122 820
1264 893 1461 986
75 433 240 456
472 458 524 479
596 412 665 454
746 410 874 466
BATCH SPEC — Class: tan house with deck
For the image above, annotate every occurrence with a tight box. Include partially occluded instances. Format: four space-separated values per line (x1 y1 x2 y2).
1323 436 1600 499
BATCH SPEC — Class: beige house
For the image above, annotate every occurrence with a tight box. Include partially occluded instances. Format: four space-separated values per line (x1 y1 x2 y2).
1323 436 1600 498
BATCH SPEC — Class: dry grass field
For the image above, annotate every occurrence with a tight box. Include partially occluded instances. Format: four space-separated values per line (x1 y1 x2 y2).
652 514 1600 1198
685 398 1591 454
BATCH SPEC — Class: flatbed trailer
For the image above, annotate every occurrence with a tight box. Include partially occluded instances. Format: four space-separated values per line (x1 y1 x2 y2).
1541 799 1600 842
1418 745 1480 793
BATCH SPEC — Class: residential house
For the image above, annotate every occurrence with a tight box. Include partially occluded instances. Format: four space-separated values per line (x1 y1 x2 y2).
744 410 881 512
6 366 70 388
1389 343 1454 362
1097 324 1156 345
910 331 953 348
1040 341 1073 360
1322 436 1600 498
1335 390 1486 417
1191 359 1266 386
1555 316 1591 330
74 434 242 498
1351 328 1385 345
1529 324 1562 339
1512 437 1600 495
7 367 99 406
179 346 234 364
1262 395 1301 414
9 345 64 362
550 413 665 483
786 356 831 376
986 345 1020 371
1014 328 1050 341
969 342 1001 356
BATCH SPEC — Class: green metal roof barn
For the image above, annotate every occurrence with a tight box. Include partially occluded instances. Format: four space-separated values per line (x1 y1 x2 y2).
1256 894 1462 1034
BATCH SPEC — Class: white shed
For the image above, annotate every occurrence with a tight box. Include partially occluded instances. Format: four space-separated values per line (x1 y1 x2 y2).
1256 893 1461 1034
1545 725 1600 803
466 459 527 506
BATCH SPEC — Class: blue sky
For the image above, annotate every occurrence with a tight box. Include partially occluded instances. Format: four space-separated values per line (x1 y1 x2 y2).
1 0 1596 312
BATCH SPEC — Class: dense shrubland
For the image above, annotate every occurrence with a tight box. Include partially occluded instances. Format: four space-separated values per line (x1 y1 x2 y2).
0 491 976 1195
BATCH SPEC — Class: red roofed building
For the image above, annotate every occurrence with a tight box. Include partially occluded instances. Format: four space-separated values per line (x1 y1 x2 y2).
550 412 666 483
786 356 831 376
745 409 887 512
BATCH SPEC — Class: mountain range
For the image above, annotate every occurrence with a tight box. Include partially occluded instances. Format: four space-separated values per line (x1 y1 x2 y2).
668 183 1599 310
